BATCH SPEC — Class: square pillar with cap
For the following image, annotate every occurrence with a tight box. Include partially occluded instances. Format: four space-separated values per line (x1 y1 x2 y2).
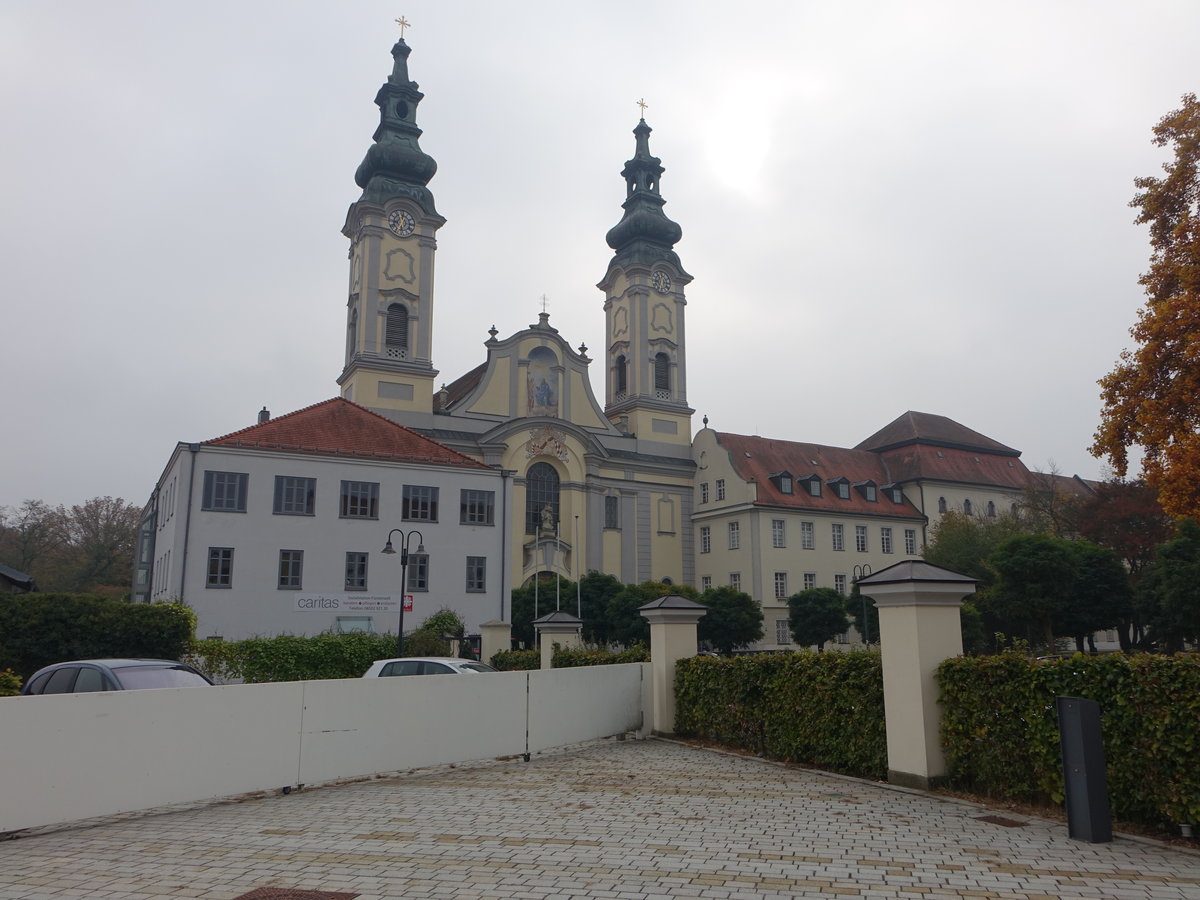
532 610 583 669
639 595 707 735
478 620 511 667
855 560 976 790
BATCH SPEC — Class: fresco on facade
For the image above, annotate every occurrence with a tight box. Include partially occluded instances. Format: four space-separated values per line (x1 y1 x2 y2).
527 347 558 417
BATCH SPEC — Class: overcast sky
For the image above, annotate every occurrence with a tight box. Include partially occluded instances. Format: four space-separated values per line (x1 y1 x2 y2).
2 1 1197 510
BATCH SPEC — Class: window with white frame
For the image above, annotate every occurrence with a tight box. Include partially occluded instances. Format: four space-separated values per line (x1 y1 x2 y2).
465 556 486 592
803 572 816 590
460 489 495 525
774 571 788 599
728 521 740 550
407 553 429 591
700 526 711 554
881 526 893 554
278 549 303 589
340 481 379 519
206 547 233 588
834 573 847 594
203 472 248 512
905 528 917 555
775 619 791 645
807 478 822 497
273 476 316 516
855 525 868 552
700 482 709 504
605 495 620 529
403 485 439 521
771 519 786 548
801 521 815 550
729 572 741 591
345 552 368 591
701 575 712 592
716 479 726 501
832 523 844 551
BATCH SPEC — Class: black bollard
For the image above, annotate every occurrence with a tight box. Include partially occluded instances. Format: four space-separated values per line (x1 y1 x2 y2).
1056 696 1112 843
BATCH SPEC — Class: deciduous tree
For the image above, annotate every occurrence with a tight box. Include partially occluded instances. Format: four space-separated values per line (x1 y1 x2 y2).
697 585 762 655
787 588 849 651
1093 93 1200 518
1135 518 1200 653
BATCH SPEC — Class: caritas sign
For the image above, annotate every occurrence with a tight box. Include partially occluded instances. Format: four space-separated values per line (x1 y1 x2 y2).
293 594 397 612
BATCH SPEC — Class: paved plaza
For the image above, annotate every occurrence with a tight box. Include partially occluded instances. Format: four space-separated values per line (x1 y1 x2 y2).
2 737 1198 900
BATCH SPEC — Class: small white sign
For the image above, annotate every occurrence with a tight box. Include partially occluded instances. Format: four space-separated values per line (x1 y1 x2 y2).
293 594 397 612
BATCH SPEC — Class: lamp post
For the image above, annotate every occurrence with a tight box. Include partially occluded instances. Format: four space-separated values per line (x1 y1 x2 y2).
381 528 425 656
853 563 873 644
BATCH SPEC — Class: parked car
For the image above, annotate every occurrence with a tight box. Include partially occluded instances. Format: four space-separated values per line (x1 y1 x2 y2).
20 659 213 695
362 657 498 677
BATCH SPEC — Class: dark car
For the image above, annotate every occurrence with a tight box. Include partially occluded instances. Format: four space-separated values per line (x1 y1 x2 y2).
20 659 213 695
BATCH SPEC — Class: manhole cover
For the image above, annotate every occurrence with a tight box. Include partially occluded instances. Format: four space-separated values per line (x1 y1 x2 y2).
974 815 1028 828
232 890 359 900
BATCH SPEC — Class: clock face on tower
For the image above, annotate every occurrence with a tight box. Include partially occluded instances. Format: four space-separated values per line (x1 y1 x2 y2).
387 210 416 237
651 271 672 294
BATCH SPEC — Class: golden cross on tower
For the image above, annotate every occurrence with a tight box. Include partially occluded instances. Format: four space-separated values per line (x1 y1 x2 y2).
395 16 411 37
636 97 649 118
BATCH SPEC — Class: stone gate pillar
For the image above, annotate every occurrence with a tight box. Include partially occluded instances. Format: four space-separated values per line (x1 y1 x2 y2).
478 620 511 667
639 595 707 735
532 610 583 669
856 561 976 790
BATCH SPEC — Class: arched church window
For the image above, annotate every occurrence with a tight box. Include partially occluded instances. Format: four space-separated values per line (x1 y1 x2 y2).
385 304 409 359
346 308 357 362
937 496 947 514
654 352 670 398
525 462 560 535
615 355 627 397
963 499 973 516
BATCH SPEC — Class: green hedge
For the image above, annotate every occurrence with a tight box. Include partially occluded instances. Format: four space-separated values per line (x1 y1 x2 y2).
0 595 196 679
189 632 397 683
0 669 22 697
552 643 649 667
674 651 887 780
490 649 539 670
938 652 1200 829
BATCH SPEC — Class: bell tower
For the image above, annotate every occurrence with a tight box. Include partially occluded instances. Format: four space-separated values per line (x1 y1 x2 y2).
597 114 693 446
338 27 443 419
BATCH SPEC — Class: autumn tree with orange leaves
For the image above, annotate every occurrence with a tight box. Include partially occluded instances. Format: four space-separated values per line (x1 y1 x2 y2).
1093 93 1200 519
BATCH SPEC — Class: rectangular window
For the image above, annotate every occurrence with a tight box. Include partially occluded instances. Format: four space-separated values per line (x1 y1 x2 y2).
716 479 726 501
801 521 815 550
881 527 894 554
771 519 786 549
855 525 868 553
206 547 233 588
202 472 248 512
340 481 379 519
700 482 709 504
459 489 495 525
402 485 439 522
832 523 844 551
803 572 816 591
345 552 368 591
729 572 741 591
728 521 740 550
605 495 620 529
701 575 712 592
774 571 788 599
273 476 316 516
278 549 303 589
465 556 486 593
776 619 791 645
407 553 429 591
836 630 850 645
808 479 822 497
700 526 711 554
905 528 917 555
834 573 847 594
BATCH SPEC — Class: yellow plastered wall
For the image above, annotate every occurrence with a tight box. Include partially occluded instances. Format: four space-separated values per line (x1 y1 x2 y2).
467 356 512 416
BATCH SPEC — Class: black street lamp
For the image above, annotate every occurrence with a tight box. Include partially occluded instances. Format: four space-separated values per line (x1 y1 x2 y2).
853 564 873 644
381 528 425 656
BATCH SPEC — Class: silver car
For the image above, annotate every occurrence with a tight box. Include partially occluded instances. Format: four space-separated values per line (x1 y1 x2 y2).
362 657 497 677
20 659 213 694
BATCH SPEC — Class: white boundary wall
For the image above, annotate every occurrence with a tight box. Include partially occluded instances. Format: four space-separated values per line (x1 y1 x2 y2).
0 664 648 835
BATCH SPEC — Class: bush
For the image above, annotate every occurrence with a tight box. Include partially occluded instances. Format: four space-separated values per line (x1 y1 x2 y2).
0 595 196 680
938 651 1200 830
189 632 397 683
674 650 886 780
552 643 649 667
0 669 22 697
490 649 539 671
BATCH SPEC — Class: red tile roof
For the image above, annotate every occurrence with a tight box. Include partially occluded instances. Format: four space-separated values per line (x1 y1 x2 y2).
856 411 1020 457
714 432 924 520
204 398 490 469
872 445 1033 490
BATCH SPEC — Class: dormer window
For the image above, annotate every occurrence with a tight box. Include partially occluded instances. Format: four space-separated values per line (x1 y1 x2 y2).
769 471 794 495
804 475 822 497
882 483 904 504
854 481 878 502
827 478 850 500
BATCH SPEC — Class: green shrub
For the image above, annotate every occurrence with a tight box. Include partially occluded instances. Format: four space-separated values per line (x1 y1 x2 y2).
552 643 649 667
938 651 1200 829
490 649 539 671
188 632 397 683
0 669 22 697
674 650 886 780
0 595 196 680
